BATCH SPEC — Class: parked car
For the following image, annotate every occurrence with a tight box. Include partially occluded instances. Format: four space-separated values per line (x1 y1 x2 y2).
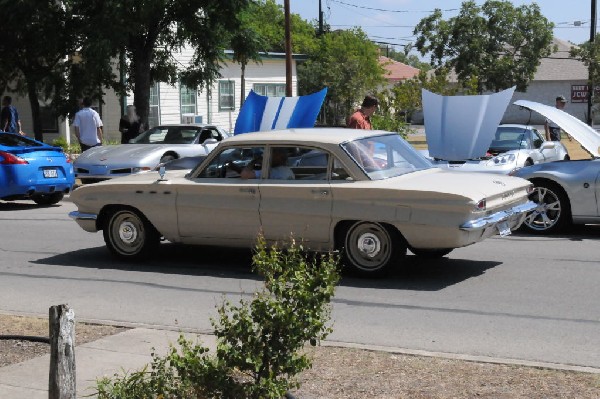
0 132 74 205
69 128 535 276
511 100 600 234
74 124 229 183
423 124 570 174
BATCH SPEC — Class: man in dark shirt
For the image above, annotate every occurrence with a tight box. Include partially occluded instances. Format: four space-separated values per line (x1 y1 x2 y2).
1 96 24 135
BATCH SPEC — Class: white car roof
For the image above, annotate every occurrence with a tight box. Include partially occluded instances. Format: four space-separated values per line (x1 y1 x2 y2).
223 128 394 145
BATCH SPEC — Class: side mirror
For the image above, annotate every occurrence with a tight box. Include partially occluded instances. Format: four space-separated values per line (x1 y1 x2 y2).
541 141 556 150
202 138 218 145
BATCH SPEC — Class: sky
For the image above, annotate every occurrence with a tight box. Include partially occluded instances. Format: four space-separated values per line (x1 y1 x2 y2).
276 0 595 57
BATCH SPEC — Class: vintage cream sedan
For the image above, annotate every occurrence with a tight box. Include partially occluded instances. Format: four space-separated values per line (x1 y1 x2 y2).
69 129 536 276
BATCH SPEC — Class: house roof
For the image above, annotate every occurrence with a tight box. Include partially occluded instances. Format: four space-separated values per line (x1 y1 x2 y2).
379 56 420 82
533 38 588 81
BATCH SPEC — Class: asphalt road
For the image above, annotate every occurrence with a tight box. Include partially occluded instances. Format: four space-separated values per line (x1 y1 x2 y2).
1 200 599 369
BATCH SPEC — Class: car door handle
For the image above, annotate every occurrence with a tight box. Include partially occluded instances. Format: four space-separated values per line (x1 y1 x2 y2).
311 189 329 196
240 188 256 194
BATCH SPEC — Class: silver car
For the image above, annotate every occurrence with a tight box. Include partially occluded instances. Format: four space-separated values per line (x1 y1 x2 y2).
426 124 570 174
74 124 229 183
512 100 600 233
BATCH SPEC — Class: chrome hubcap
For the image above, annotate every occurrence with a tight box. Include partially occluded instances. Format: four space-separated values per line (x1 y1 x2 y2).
118 221 138 244
525 187 561 230
357 233 381 258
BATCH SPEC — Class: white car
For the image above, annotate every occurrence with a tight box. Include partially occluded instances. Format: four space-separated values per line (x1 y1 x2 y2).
74 124 229 184
424 124 570 174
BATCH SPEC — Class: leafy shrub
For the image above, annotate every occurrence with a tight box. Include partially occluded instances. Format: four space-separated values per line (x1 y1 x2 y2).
51 137 81 154
95 237 340 399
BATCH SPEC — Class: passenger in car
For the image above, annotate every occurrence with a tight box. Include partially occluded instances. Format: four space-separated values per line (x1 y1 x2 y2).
233 147 295 180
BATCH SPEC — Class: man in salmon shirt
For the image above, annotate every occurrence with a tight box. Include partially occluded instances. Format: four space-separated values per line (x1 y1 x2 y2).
347 95 378 129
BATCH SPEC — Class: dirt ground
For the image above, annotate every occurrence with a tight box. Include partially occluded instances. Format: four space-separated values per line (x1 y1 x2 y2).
1 314 599 398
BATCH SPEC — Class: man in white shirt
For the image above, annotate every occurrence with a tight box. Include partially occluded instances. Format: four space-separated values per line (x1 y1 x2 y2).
73 97 103 151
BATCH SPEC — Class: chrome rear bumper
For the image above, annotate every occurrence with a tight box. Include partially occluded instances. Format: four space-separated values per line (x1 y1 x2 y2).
460 201 537 232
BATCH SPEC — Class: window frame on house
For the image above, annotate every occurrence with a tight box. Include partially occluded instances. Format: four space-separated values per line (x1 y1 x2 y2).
253 83 286 97
218 80 235 111
180 83 197 116
148 82 161 128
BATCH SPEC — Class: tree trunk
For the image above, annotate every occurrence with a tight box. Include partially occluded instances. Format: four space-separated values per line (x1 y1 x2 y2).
240 61 246 108
26 79 43 142
131 47 153 129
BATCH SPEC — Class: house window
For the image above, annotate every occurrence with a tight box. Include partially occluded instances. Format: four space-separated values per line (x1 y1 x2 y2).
39 106 58 133
253 83 286 97
219 80 235 111
180 84 197 115
148 83 160 128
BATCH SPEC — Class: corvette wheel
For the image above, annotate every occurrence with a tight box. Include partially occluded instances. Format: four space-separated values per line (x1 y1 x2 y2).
103 208 160 259
521 181 571 234
343 222 405 276
160 154 176 164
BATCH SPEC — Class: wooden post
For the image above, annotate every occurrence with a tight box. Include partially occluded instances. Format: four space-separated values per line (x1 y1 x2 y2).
49 305 76 399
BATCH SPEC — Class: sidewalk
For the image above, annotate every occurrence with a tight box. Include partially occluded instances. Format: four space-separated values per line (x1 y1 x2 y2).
0 328 216 398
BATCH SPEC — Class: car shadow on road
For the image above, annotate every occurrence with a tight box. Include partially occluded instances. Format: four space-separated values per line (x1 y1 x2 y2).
33 244 501 290
0 201 61 210
339 255 502 291
511 224 600 241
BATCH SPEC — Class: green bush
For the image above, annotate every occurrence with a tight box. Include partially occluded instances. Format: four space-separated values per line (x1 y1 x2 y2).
51 137 81 154
95 237 340 399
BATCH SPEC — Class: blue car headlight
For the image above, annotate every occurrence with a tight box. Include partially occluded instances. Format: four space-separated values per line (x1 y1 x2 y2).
486 153 515 166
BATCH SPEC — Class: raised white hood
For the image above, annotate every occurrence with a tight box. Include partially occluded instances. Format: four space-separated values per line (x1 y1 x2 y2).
514 99 600 157
422 87 516 161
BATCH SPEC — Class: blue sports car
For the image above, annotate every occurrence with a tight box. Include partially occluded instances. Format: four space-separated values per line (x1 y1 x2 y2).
0 132 75 205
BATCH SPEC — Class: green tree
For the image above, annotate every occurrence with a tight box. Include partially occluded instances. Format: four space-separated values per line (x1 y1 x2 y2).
71 0 250 128
570 34 600 112
0 0 78 141
379 45 431 72
299 28 386 126
414 0 554 93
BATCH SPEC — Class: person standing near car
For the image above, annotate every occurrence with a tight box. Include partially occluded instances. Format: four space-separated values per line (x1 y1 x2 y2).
347 95 378 130
119 105 143 144
544 95 568 141
73 97 103 152
1 96 24 135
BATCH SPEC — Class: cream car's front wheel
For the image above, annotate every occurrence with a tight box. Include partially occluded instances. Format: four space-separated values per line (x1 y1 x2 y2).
343 222 406 276
103 208 160 259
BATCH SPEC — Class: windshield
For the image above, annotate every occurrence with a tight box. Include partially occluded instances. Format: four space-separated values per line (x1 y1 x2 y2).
341 133 432 180
489 127 531 151
130 126 202 144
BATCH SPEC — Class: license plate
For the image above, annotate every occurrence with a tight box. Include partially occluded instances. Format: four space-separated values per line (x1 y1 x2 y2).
497 220 511 237
43 169 58 178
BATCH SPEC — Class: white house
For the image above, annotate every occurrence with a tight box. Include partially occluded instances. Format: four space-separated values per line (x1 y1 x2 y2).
8 49 301 143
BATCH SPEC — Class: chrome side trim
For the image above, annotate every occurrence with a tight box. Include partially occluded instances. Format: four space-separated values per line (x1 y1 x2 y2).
460 201 537 231
68 211 98 221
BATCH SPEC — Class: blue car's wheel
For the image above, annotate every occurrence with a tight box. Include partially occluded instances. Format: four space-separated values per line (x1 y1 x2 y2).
32 193 64 205
103 208 160 259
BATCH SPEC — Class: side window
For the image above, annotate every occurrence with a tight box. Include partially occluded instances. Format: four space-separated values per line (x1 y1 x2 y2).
286 147 330 180
532 129 544 149
196 147 264 179
332 157 352 181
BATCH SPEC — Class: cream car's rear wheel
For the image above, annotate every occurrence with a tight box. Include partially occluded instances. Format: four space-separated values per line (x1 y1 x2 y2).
343 222 405 276
103 208 160 259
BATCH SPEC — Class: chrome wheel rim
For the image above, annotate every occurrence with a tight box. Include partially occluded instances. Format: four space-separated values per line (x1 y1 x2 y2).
109 211 145 255
346 223 392 272
524 186 561 231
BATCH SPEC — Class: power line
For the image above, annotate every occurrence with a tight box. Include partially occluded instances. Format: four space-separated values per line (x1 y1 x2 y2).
330 0 457 13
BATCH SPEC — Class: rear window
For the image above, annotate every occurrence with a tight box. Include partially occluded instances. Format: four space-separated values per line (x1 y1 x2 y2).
0 133 44 148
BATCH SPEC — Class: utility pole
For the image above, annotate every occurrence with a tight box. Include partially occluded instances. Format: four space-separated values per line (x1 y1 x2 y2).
285 0 292 96
318 0 324 36
588 0 597 126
